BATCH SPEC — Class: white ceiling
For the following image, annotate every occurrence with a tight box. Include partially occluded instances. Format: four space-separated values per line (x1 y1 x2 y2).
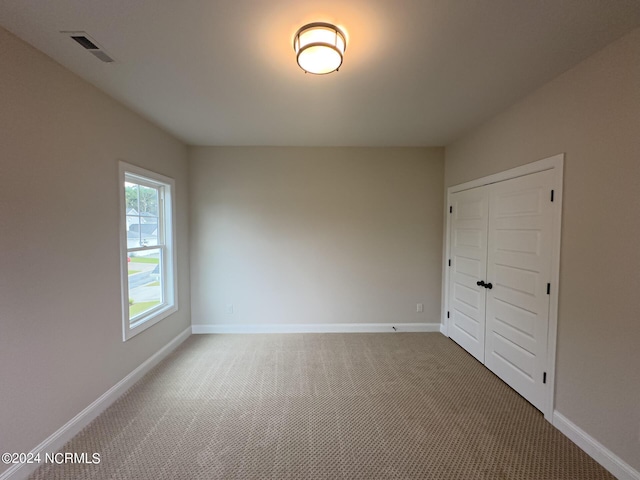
1 0 640 146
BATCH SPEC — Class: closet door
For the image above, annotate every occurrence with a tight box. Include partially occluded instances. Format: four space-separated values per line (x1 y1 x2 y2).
448 187 489 362
485 169 555 411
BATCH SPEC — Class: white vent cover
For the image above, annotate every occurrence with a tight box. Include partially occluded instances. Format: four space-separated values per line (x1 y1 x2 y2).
60 31 114 63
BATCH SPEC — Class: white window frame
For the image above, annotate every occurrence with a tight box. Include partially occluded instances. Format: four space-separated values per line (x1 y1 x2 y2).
119 162 178 341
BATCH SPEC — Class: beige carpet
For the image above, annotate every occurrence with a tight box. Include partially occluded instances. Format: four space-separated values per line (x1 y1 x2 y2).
30 333 613 479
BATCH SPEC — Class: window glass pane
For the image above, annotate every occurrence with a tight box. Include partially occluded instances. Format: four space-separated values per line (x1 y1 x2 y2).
126 215 142 248
128 248 163 322
137 185 160 247
125 182 139 211
139 185 158 216
139 215 159 247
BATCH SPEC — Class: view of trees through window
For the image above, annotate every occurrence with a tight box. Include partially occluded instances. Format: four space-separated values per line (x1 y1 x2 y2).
125 181 163 321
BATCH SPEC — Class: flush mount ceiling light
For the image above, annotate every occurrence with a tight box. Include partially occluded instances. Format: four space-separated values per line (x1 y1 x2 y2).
293 22 347 75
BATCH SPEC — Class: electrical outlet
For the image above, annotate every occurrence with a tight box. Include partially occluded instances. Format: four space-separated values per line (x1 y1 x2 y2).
416 303 424 313
225 304 234 314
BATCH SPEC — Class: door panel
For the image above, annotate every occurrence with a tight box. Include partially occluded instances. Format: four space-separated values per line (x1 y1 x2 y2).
485 169 555 411
448 187 488 362
492 332 535 379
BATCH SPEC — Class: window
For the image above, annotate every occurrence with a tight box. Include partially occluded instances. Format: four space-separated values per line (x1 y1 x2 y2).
119 162 177 340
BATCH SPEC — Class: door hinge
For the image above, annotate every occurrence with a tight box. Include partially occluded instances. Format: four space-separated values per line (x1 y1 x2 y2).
546 283 551 295
448 259 451 267
449 206 453 213
550 189 555 202
447 311 450 319
543 372 547 384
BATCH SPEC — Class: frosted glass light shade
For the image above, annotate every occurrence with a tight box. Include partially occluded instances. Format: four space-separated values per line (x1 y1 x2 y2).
293 23 346 74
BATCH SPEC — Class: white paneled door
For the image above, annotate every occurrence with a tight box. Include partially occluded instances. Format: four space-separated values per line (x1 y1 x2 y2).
448 187 489 363
447 167 558 413
485 169 555 412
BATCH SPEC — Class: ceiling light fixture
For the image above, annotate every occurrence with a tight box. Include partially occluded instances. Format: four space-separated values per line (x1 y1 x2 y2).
293 22 347 75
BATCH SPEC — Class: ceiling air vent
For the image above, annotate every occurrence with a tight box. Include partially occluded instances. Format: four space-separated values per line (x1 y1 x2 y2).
61 31 115 63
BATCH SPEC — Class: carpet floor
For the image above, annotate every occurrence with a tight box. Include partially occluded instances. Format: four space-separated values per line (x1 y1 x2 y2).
29 333 614 479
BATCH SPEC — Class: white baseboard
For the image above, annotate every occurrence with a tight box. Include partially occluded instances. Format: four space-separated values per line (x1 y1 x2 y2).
192 322 442 334
440 323 448 336
0 327 191 480
553 411 639 480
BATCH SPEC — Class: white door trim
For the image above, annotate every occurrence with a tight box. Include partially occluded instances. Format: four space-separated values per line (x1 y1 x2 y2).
442 153 564 422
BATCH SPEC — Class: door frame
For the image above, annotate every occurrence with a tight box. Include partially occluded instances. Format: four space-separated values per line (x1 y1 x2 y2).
441 153 564 421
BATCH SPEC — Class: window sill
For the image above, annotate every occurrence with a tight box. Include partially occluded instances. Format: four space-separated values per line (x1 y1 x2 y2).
123 303 178 341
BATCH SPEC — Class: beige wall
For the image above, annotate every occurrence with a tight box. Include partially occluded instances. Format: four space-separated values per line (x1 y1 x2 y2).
190 147 444 328
0 27 190 470
445 28 640 471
